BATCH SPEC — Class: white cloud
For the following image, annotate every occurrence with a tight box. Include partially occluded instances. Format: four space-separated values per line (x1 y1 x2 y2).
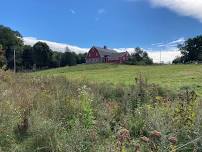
149 0 202 22
69 9 76 15
147 49 181 63
146 38 184 63
152 37 185 48
167 37 185 45
116 47 180 63
98 8 106 15
115 38 184 63
95 17 100 21
23 37 88 54
95 8 106 21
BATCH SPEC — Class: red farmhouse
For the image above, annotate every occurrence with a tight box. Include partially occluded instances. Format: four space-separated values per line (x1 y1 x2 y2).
86 46 129 64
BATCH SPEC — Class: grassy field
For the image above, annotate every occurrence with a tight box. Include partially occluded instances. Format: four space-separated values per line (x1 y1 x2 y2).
1 65 202 151
35 64 202 94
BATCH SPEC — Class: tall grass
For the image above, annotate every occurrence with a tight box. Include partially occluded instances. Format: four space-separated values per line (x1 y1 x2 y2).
0 70 202 151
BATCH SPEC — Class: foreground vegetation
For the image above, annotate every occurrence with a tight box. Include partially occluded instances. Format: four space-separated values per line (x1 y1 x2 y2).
0 69 202 151
35 64 202 95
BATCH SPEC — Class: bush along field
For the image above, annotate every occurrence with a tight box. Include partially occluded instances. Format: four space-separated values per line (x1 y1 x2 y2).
0 70 202 152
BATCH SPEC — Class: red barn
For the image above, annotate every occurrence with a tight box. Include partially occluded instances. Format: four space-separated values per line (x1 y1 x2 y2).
86 46 129 64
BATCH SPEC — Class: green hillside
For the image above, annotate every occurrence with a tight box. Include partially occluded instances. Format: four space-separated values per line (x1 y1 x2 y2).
35 64 202 95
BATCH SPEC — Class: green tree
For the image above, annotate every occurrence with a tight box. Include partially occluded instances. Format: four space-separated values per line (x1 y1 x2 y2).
22 45 33 69
172 56 182 64
177 35 202 63
0 44 6 67
32 42 52 68
61 51 77 66
49 51 63 68
127 47 153 65
76 53 87 64
0 25 23 69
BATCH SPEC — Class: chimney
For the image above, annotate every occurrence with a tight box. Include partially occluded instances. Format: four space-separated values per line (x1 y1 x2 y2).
104 45 107 49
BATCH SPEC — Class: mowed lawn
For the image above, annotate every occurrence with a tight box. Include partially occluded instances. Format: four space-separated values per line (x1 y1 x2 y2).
35 64 202 95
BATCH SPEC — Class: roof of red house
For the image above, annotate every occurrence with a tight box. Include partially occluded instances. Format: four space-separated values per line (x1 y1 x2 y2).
93 46 116 57
93 46 127 58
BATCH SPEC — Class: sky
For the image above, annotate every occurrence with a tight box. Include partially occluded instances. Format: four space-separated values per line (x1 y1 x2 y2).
0 0 202 62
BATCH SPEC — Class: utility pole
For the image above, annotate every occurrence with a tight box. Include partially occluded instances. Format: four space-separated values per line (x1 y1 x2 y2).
59 53 62 67
160 49 162 64
14 49 16 73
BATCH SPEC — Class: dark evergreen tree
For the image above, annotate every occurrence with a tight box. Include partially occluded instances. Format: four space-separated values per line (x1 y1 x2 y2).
0 25 23 69
76 53 87 64
0 44 6 67
49 51 63 68
61 51 77 66
22 45 33 69
32 42 52 68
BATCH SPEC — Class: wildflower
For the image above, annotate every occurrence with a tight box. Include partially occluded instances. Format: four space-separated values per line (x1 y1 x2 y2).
2 90 8 96
140 136 150 143
17 117 29 135
116 128 130 151
168 136 177 144
151 130 161 138
117 128 130 144
135 144 141 152
40 84 45 90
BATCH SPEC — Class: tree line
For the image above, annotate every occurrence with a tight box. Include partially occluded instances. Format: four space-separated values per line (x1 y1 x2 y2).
125 47 153 65
173 35 202 64
0 24 157 69
0 25 86 71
